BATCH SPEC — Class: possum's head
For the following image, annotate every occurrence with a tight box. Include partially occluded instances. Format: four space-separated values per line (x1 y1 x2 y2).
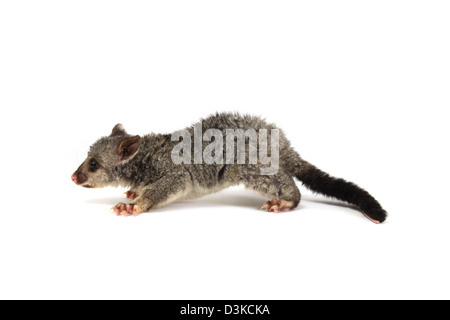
71 124 141 188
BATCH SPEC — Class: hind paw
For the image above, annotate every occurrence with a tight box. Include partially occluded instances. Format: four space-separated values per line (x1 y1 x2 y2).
261 199 294 213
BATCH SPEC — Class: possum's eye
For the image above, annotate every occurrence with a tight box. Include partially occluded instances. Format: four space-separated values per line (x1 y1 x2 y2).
89 159 99 172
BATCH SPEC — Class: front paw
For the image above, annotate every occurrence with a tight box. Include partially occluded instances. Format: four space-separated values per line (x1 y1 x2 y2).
124 191 137 200
111 202 142 216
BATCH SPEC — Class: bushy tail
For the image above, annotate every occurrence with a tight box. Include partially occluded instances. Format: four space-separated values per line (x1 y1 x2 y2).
295 160 387 223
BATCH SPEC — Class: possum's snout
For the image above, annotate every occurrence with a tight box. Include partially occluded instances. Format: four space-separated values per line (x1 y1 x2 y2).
71 171 88 186
71 159 92 187
72 157 109 188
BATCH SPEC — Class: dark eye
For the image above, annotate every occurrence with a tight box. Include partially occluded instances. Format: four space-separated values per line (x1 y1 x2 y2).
89 159 99 172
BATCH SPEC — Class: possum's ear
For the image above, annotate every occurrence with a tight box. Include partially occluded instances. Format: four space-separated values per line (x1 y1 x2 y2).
118 135 141 162
110 124 127 137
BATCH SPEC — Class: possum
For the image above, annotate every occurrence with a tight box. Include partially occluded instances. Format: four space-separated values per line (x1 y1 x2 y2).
71 113 387 223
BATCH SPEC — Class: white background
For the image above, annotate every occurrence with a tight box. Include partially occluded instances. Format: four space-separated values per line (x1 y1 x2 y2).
1 1 449 300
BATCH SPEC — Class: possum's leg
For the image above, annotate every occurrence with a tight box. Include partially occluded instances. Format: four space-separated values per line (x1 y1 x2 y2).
123 184 152 200
241 170 301 213
116 173 192 215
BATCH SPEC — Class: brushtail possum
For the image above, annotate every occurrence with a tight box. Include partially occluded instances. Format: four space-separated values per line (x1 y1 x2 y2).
71 113 387 223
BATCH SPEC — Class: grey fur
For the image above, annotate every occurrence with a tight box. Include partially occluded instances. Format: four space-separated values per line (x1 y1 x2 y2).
72 112 387 222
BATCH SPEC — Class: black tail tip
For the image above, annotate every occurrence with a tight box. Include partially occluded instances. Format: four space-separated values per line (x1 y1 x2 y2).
364 208 388 224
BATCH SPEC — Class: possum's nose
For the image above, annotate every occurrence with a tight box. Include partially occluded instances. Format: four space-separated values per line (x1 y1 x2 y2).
71 171 88 185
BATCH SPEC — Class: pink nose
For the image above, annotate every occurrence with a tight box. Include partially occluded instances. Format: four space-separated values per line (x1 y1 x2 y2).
71 174 77 183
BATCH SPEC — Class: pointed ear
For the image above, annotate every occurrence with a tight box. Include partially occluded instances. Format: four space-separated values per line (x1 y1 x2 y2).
110 124 127 137
118 135 141 162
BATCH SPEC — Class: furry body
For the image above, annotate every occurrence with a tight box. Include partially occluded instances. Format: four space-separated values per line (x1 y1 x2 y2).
72 113 387 223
